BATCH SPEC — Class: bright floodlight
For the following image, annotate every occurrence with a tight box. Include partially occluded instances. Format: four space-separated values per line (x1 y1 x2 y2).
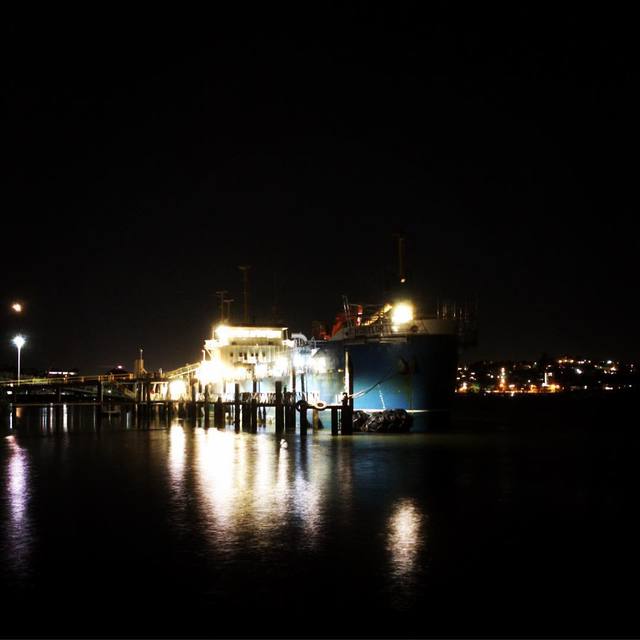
11 303 22 313
169 379 187 401
391 302 414 325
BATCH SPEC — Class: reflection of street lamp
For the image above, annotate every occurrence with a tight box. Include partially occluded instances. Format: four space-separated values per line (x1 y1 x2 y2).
12 335 26 385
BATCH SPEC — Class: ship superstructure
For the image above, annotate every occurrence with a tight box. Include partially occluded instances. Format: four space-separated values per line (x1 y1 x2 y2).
192 293 473 416
303 298 465 413
198 324 294 396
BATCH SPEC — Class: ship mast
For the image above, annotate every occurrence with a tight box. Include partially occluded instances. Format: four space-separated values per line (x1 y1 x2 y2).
215 290 227 323
394 233 406 285
238 265 251 325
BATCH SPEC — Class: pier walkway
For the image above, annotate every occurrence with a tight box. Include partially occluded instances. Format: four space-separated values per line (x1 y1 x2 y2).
0 367 354 435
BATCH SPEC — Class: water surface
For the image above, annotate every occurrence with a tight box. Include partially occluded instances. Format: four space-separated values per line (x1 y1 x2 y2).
1 398 638 637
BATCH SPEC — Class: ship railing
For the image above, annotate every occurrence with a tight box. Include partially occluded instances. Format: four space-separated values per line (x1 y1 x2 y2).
214 390 308 405
350 321 396 337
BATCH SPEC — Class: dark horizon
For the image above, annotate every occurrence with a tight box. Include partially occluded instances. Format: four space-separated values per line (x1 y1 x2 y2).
2 7 637 373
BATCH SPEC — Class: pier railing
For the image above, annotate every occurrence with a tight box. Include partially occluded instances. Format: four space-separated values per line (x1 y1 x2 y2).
0 372 137 387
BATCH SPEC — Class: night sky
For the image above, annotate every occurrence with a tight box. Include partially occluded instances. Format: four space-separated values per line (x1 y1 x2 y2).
2 7 637 374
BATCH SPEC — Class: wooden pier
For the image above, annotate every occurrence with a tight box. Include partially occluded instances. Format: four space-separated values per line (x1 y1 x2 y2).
0 372 355 435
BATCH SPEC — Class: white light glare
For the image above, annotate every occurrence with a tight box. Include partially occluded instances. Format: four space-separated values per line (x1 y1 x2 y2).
169 379 187 400
391 303 414 325
196 359 224 385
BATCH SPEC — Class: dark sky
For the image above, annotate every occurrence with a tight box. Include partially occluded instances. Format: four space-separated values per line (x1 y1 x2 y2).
2 6 637 372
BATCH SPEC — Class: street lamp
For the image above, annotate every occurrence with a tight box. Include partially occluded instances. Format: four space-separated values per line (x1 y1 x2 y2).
12 335 26 385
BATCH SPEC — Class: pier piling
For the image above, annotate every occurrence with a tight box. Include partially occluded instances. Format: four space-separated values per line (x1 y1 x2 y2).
285 392 294 433
275 381 284 434
341 393 353 435
214 397 224 428
234 383 240 433
242 395 250 432
204 385 210 428
250 398 258 433
190 381 197 423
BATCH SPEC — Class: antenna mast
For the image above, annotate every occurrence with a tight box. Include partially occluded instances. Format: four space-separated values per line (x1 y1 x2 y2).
395 233 406 284
238 265 251 324
224 298 234 324
215 290 227 323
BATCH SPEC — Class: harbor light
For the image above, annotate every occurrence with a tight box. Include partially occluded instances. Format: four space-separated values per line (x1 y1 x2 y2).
12 335 26 385
293 353 306 370
272 356 289 378
310 356 327 375
169 379 187 400
391 302 414 326
214 324 284 347
196 359 225 386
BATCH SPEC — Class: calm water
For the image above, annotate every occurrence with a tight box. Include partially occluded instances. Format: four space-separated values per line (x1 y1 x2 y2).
1 396 639 637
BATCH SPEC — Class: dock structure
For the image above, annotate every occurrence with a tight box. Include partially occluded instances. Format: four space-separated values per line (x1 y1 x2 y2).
0 321 358 434
0 364 354 435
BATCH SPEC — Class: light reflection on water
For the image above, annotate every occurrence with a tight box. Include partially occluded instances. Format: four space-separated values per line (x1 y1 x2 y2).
4 434 32 579
191 430 326 551
387 498 425 585
2 408 431 618
292 456 323 546
195 427 237 535
1 400 637 636
168 424 186 490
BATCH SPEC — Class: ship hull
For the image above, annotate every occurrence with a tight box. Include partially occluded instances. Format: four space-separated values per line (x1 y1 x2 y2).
307 333 458 413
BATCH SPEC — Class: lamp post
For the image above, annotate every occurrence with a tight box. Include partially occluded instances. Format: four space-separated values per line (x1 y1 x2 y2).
12 335 25 385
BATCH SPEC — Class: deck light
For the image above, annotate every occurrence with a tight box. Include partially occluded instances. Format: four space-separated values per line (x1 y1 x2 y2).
391 302 414 326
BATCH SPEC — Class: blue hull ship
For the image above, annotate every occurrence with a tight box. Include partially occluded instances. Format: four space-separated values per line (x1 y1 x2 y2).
303 300 467 416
